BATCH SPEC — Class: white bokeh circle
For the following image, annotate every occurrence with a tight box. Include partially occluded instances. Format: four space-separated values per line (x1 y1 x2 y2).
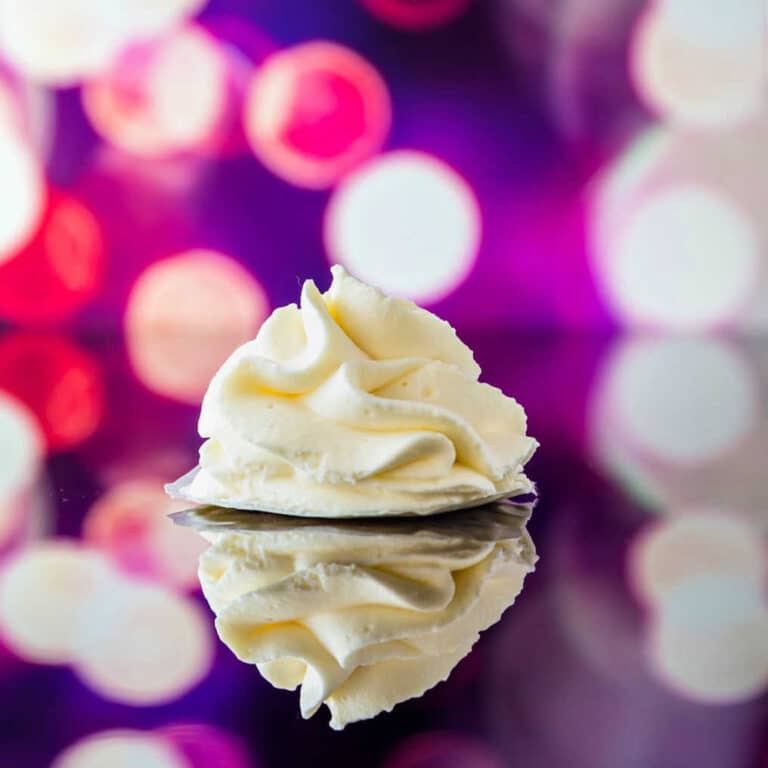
0 540 116 664
74 579 213 705
52 730 188 768
631 4 763 128
650 612 768 704
125 250 269 404
325 151 481 303
606 337 756 465
605 185 758 331
0 129 45 263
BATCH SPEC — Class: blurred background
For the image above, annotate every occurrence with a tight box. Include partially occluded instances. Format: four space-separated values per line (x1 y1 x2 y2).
0 0 766 766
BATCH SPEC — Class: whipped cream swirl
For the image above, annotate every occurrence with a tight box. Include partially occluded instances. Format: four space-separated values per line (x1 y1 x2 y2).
169 267 537 517
187 503 536 728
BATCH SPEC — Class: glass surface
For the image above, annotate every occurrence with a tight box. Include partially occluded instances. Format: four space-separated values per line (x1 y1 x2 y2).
1 328 766 768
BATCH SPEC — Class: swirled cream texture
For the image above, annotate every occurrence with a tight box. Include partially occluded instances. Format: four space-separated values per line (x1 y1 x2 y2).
193 505 536 729
169 266 537 517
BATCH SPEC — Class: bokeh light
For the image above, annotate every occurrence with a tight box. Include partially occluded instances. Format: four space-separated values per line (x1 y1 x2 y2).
592 338 756 469
0 540 115 664
95 447 194 491
0 392 43 547
125 250 268 404
0 0 207 87
629 514 766 607
0 0 127 85
592 337 768 522
0 61 56 163
0 128 44 264
631 512 768 704
595 184 758 331
121 0 207 38
0 392 42 502
589 127 671 290
360 0 471 30
83 480 207 591
325 151 481 303
0 78 18 133
74 579 213 705
630 2 764 129
383 731 505 768
590 114 768 332
244 41 390 188
82 25 229 158
649 613 768 705
52 730 189 768
0 192 104 325
158 723 251 768
0 334 104 452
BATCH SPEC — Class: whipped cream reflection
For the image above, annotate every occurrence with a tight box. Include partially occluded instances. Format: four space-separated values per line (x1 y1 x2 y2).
174 501 536 729
167 267 537 517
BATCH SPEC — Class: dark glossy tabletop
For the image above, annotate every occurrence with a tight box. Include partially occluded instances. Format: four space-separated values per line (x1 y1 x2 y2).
1 329 766 768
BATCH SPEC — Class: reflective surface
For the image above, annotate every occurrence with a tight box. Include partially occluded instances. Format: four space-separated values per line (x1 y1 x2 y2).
184 501 535 730
1 329 767 767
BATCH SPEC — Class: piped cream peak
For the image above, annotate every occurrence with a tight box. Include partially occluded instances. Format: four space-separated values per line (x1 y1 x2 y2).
168 266 537 517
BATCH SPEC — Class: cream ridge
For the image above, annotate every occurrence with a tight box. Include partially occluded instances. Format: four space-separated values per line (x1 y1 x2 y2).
167 266 537 516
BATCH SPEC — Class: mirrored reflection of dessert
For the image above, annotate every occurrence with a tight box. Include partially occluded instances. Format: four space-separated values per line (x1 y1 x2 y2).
173 501 537 729
167 266 537 518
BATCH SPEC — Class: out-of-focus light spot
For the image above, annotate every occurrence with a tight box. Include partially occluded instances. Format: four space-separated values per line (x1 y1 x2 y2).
0 0 207 86
0 392 42 505
83 480 207 592
659 0 763 50
74 579 213 705
383 731 506 768
629 514 765 607
0 64 56 162
630 3 763 128
360 0 471 30
97 449 193 489
82 25 229 158
0 540 115 664
0 0 128 85
0 334 104 452
0 79 19 134
590 118 768 332
590 337 768 518
125 250 268 404
0 393 43 546
650 612 768 704
658 572 765 630
589 126 671 262
632 512 768 704
52 730 189 768
325 151 481 303
158 723 250 768
0 130 44 264
0 192 104 324
597 337 756 466
244 41 390 188
599 185 758 331
122 0 206 38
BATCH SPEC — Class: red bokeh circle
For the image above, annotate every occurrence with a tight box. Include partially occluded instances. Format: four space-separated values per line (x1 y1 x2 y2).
360 0 471 30
0 191 103 325
0 333 104 452
244 41 390 188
